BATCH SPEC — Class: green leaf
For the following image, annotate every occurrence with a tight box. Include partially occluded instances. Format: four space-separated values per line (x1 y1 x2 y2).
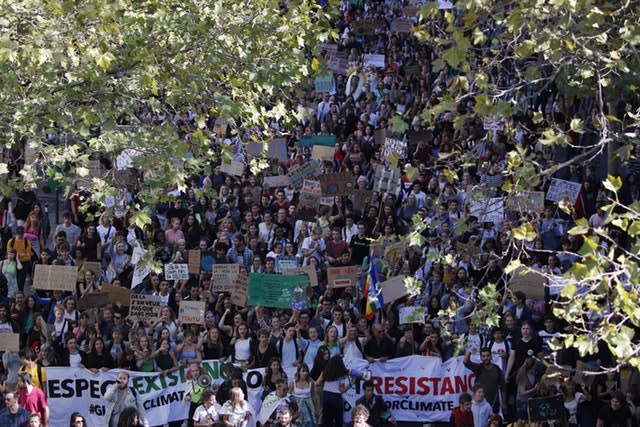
512 223 537 241
504 259 521 274
390 115 409 133
570 118 585 134
602 175 622 192
568 217 589 235
578 236 598 256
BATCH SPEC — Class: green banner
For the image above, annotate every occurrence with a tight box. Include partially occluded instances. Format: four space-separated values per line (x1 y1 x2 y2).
299 135 336 147
248 273 309 309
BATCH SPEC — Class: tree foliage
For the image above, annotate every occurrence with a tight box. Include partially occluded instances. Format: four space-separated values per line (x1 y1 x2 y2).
0 0 331 199
403 0 640 371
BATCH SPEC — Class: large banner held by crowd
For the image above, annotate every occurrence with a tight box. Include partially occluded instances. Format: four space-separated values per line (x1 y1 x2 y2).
45 356 473 427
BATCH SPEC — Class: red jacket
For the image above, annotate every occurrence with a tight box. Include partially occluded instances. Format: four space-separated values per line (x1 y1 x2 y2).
449 406 474 427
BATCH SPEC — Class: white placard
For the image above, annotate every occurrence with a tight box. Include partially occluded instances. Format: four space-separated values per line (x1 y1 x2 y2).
545 178 582 203
364 54 385 68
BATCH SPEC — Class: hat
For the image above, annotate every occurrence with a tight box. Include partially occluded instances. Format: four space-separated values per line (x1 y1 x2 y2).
16 226 24 234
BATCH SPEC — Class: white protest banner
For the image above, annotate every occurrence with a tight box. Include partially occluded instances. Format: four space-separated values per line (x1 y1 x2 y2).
328 55 348 74
438 0 454 9
374 167 401 194
311 144 335 161
383 137 408 159
178 300 206 324
287 162 320 187
131 244 146 266
44 356 473 427
399 306 426 324
211 264 240 293
132 264 152 288
470 197 505 223
164 263 189 281
129 294 162 322
546 178 582 203
263 175 292 189
342 356 475 423
364 54 385 68
44 360 264 427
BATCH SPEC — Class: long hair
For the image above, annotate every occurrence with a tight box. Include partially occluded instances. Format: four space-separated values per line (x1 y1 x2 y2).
322 355 349 382
68 412 86 427
117 407 140 427
294 363 311 383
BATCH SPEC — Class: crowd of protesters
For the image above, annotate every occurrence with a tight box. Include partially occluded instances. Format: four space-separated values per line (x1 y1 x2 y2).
1 0 640 427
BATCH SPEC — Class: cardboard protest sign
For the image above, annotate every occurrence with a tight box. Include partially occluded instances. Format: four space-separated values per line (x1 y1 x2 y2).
470 197 505 223
164 263 189 281
299 135 336 148
391 18 414 33
179 300 206 324
404 64 421 75
188 250 201 275
311 145 335 161
384 241 405 266
403 5 420 16
219 160 244 176
351 19 385 35
315 43 338 56
288 161 320 187
374 167 401 194
319 196 334 206
528 395 565 422
78 292 109 310
364 54 385 68
83 261 102 275
371 129 385 148
383 137 408 159
0 333 20 352
399 306 426 324
380 275 408 304
352 189 373 213
506 191 545 213
129 294 162 322
245 141 264 158
248 273 309 309
231 275 248 306
327 265 361 288
131 264 151 288
508 267 546 300
263 175 292 189
33 264 78 292
328 55 348 74
101 284 132 306
283 265 318 287
319 172 354 196
266 138 288 161
296 192 320 222
211 264 240 293
314 74 334 93
546 178 582 203
302 179 322 195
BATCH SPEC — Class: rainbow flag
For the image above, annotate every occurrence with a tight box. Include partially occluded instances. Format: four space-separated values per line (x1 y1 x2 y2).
364 255 383 320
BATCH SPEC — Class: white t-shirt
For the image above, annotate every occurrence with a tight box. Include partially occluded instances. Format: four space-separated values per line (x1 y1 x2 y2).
234 338 251 362
192 403 219 424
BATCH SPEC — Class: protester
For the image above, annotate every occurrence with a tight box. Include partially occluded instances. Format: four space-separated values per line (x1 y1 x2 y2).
191 390 219 427
17 372 49 427
104 371 148 427
2 2 640 427
355 380 396 427
0 391 30 427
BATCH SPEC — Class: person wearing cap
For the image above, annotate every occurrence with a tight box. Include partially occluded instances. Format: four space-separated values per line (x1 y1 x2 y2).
6 226 32 292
